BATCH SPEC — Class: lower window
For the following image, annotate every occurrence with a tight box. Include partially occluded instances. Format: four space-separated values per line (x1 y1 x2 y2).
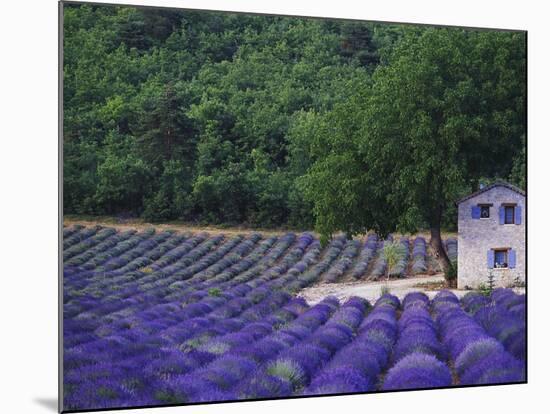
494 249 508 268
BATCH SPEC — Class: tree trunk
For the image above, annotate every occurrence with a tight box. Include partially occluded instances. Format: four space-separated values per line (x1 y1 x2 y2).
428 204 454 287
430 225 451 271
430 225 455 288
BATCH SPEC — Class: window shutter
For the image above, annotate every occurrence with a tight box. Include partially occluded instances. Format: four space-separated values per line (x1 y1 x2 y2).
499 207 505 225
515 206 522 225
487 250 494 268
509 250 516 268
471 206 481 219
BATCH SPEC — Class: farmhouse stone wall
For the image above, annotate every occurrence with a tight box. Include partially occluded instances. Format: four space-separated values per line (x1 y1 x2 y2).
457 185 525 289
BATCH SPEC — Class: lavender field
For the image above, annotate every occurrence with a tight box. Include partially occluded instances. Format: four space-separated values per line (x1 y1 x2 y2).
63 225 526 410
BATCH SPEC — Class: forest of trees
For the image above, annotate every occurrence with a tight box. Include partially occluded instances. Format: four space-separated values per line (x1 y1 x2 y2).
63 4 526 255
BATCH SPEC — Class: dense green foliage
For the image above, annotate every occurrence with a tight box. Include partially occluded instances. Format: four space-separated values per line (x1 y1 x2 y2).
63 4 396 227
63 4 525 236
297 28 526 253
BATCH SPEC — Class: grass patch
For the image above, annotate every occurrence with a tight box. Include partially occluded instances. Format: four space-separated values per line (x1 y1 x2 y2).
140 266 154 274
208 287 222 297
266 359 305 388
412 280 447 291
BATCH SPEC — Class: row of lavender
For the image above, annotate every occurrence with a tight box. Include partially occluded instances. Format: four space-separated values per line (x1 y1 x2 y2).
63 226 524 410
64 230 319 347
65 289 524 410
63 225 452 286
63 225 361 409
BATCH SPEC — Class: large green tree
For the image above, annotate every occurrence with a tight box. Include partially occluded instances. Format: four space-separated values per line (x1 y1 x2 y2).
63 4 525 236
299 28 525 275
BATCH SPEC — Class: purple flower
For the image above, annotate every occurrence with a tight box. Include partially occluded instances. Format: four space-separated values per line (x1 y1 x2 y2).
402 292 429 309
277 344 331 380
358 318 397 344
307 327 352 353
201 355 257 388
460 352 524 385
237 372 293 399
476 367 525 384
433 290 459 305
392 330 446 362
326 346 381 379
343 296 370 313
143 351 197 378
461 292 490 313
64 377 137 410
234 338 287 363
305 367 373 395
382 353 452 390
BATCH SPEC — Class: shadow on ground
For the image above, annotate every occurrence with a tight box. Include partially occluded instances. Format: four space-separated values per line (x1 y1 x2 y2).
34 398 58 412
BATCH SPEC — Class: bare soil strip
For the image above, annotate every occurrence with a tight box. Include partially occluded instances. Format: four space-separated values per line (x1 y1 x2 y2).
299 274 451 305
64 217 300 237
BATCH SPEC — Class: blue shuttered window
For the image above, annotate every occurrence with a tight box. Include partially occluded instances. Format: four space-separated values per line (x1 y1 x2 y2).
489 249 516 269
471 206 481 219
499 207 505 225
509 250 516 268
505 206 515 224
515 206 522 225
487 250 494 268
494 250 507 267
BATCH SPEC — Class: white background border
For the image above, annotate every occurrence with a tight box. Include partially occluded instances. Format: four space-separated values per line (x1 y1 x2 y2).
1 0 548 413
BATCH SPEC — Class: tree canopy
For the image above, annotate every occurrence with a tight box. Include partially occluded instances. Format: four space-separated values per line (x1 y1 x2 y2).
298 28 525 267
63 4 394 227
63 4 526 246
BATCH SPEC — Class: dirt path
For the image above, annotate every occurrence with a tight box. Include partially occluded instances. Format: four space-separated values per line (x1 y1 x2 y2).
65 217 459 240
298 274 468 305
64 217 296 237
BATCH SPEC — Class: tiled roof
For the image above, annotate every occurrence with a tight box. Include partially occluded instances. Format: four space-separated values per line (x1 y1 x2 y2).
456 181 526 205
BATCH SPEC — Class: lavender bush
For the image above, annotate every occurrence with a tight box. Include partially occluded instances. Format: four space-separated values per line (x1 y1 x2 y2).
63 226 525 410
411 237 428 274
350 234 378 279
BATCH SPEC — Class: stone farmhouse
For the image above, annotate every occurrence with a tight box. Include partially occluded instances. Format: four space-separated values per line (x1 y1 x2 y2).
456 181 526 289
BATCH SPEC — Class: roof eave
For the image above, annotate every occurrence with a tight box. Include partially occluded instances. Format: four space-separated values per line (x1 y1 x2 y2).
456 181 526 205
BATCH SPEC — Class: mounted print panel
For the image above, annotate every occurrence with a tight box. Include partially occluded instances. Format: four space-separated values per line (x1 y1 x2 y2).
60 1 527 412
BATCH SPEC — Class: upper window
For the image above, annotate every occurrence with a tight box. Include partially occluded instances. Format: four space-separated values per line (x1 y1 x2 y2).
480 205 490 219
504 206 515 224
494 249 508 268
